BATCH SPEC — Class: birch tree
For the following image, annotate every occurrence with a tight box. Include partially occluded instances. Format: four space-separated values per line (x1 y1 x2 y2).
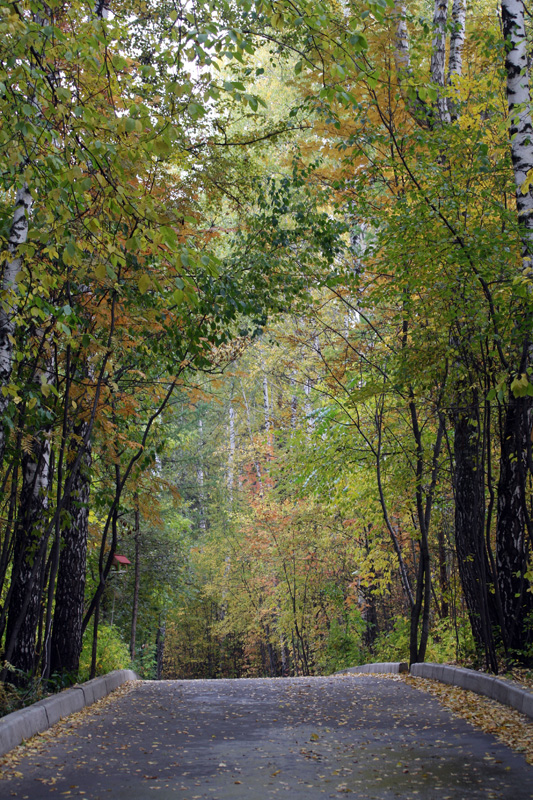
495 0 533 653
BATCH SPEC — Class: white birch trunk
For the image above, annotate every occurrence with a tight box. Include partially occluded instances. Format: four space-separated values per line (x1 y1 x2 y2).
262 368 272 465
501 0 533 272
4 341 53 674
304 377 314 437
430 0 451 123
495 0 533 653
430 0 448 87
0 185 33 460
197 418 206 530
263 373 270 436
393 0 411 79
227 403 235 503
290 374 297 431
447 0 466 81
393 1 428 125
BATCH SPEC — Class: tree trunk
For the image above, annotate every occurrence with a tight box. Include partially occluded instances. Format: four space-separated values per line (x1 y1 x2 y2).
156 618 165 680
90 599 100 680
430 0 451 123
50 423 92 676
4 436 52 677
495 392 533 653
498 0 533 660
447 0 467 83
0 185 33 465
437 520 449 618
501 0 533 265
452 396 498 671
228 401 235 503
130 499 141 661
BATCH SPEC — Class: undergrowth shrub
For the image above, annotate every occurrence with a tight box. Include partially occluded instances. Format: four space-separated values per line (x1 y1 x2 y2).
321 612 365 674
78 622 131 681
367 615 476 665
133 642 157 679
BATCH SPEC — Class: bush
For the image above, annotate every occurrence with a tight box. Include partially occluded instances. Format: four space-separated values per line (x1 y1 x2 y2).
78 622 131 682
133 642 157 679
370 616 411 662
368 614 476 665
0 672 35 717
320 609 365 674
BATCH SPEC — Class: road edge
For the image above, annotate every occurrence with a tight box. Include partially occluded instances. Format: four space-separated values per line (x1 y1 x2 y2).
0 668 138 757
336 660 533 721
410 662 533 720
335 661 409 675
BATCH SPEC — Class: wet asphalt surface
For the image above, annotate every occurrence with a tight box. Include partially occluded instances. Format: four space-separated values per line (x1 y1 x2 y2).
0 675 532 799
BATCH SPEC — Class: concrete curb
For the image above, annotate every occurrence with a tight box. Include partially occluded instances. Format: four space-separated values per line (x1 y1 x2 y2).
0 668 138 757
410 662 533 721
335 662 409 675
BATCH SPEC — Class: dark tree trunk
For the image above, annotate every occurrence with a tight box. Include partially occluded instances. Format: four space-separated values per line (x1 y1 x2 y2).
410 539 431 665
452 397 498 671
437 521 449 618
156 619 165 680
4 441 51 678
362 590 378 648
50 427 92 676
90 598 100 680
496 392 533 655
130 500 141 661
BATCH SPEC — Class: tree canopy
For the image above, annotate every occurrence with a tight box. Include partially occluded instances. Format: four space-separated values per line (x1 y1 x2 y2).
0 0 532 699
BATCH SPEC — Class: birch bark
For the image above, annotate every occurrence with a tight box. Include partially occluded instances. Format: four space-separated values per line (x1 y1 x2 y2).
0 186 33 463
429 0 451 123
447 0 466 82
501 0 533 267
4 341 54 676
496 0 533 652
393 0 429 125
227 402 235 503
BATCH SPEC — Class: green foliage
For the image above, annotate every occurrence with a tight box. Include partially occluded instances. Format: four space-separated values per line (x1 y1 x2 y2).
370 617 411 663
321 611 366 675
78 624 131 682
0 664 78 717
0 670 49 717
132 644 158 680
368 616 476 666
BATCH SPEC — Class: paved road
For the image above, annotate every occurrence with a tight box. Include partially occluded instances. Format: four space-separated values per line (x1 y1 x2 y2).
0 675 532 799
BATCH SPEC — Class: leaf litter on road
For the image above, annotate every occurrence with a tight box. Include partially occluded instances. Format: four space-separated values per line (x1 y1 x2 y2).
0 680 140 781
401 674 533 765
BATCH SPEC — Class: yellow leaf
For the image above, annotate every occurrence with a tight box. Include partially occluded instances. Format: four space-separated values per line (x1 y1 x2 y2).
521 168 533 195
138 274 151 294
94 263 106 281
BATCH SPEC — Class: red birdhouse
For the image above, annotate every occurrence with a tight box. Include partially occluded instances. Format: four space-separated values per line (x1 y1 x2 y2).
113 554 131 568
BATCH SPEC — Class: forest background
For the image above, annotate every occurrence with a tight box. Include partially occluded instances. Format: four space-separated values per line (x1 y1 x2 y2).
0 0 532 710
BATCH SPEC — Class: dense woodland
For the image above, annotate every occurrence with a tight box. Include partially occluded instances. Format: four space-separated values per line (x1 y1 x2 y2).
0 0 532 703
